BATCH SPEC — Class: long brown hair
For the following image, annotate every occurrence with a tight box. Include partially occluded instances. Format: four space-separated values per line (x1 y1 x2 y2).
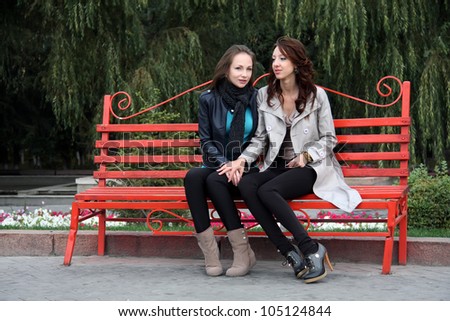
267 36 316 114
210 45 256 90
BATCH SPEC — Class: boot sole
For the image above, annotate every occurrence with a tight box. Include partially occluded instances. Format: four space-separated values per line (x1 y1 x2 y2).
225 270 250 277
206 270 224 277
304 270 327 284
296 267 309 279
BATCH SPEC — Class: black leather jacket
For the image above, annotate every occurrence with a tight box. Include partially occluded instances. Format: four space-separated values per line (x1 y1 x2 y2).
198 88 259 168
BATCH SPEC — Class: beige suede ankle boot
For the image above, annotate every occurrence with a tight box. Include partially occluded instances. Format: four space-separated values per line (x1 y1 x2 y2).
196 227 223 276
226 228 253 276
248 245 256 268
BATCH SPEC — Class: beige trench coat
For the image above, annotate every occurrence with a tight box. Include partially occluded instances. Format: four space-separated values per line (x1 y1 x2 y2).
240 86 362 213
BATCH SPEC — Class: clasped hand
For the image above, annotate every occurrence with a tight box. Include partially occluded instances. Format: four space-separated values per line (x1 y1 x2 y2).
217 154 306 186
217 158 245 186
286 153 307 168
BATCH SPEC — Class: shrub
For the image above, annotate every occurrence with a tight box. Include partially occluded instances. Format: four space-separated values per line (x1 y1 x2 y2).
408 161 450 229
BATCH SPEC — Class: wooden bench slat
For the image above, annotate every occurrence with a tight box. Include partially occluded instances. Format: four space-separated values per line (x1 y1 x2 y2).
337 134 409 143
96 139 200 148
95 135 409 150
94 152 409 164
97 123 198 132
94 170 188 179
337 152 409 161
75 185 407 201
341 168 408 176
94 155 202 164
93 168 409 179
94 168 408 178
334 117 410 128
97 118 410 132
96 135 409 149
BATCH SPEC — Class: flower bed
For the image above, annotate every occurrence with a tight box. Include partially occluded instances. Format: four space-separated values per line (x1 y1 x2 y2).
187 209 386 232
0 208 126 229
309 210 386 231
0 208 386 231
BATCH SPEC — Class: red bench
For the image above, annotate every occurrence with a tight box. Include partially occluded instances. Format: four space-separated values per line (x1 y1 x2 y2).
64 75 411 274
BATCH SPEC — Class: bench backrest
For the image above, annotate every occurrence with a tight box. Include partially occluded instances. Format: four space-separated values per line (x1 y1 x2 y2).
94 76 411 188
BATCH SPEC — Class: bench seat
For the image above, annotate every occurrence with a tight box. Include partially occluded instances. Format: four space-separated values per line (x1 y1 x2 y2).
75 185 408 202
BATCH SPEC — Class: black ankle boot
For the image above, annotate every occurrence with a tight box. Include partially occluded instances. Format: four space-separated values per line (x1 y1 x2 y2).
303 243 333 284
284 248 309 279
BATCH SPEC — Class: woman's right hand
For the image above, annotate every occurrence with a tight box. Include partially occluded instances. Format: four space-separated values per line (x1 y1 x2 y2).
217 158 246 185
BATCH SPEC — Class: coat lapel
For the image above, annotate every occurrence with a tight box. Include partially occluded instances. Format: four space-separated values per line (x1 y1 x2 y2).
291 98 319 127
259 97 285 121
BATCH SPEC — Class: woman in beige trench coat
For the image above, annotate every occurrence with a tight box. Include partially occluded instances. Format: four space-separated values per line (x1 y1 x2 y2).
219 36 362 284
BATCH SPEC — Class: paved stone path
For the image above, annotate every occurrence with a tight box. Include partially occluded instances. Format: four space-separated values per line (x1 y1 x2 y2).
1 256 449 301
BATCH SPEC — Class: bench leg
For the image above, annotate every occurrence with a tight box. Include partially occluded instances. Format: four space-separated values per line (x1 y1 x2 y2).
63 204 80 266
98 210 106 256
398 212 408 265
382 235 394 274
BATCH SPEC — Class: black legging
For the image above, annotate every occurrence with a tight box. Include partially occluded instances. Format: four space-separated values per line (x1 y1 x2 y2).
238 165 317 256
184 167 257 233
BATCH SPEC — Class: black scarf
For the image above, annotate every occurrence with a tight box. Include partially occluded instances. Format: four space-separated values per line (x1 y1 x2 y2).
217 80 252 160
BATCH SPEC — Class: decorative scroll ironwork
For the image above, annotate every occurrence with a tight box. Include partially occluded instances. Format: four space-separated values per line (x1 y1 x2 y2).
110 75 403 120
208 208 311 232
253 74 403 108
320 75 403 107
110 81 212 120
209 209 226 232
78 209 104 222
295 209 311 231
253 72 270 86
144 207 310 233
146 209 194 232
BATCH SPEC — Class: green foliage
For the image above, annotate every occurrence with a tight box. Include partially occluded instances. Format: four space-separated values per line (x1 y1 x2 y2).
1 0 281 170
1 0 449 170
408 161 450 229
277 0 450 166
141 28 204 122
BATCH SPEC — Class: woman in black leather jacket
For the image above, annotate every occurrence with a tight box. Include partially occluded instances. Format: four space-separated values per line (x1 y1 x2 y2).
184 45 259 277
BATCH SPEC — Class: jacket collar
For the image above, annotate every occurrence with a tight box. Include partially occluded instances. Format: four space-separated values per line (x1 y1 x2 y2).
260 94 319 124
260 97 284 120
291 98 319 126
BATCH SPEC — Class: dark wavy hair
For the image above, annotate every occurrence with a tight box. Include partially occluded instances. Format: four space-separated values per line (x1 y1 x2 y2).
209 44 256 90
267 36 316 114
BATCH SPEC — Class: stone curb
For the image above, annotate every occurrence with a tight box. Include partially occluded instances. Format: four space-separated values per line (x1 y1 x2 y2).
1 230 449 266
